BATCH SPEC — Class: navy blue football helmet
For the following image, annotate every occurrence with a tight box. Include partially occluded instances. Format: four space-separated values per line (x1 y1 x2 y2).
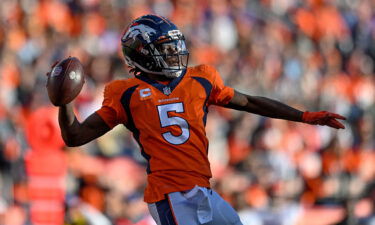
121 15 189 78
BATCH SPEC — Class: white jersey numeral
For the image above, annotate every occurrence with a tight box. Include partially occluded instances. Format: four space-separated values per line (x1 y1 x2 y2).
157 103 190 145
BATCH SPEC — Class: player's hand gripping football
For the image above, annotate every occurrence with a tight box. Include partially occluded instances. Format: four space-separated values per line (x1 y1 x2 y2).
302 111 346 129
46 57 85 106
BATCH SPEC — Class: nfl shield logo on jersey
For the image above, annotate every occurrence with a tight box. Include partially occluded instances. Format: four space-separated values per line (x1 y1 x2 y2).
163 87 171 96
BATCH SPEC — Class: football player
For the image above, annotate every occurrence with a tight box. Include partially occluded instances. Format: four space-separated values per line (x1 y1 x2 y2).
56 15 346 225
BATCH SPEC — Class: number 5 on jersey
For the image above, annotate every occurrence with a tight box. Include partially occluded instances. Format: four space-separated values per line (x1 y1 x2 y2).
157 103 190 145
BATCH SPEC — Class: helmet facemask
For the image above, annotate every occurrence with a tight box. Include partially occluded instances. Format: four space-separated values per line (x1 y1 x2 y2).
149 37 189 78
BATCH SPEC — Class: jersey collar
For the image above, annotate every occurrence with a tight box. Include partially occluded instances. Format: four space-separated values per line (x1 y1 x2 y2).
136 69 187 96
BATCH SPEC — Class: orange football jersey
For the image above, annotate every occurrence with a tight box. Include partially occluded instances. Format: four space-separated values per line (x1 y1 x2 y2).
96 64 234 203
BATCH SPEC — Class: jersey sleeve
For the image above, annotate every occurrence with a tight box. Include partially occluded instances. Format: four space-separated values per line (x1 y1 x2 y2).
203 65 234 105
96 80 128 128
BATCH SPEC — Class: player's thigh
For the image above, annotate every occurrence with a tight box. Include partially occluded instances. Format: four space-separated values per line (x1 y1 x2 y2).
149 188 242 225
209 190 243 225
149 190 207 225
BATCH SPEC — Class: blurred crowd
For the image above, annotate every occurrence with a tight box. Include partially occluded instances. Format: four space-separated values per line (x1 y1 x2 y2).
0 0 375 224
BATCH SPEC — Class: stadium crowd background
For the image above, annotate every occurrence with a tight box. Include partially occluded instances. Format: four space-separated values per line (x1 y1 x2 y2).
0 0 374 224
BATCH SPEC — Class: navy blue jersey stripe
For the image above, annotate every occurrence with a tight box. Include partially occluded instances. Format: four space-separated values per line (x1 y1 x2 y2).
120 85 152 174
192 76 212 126
155 197 177 225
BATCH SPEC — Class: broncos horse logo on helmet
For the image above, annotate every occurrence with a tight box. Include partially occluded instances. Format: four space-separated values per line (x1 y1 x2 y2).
122 23 157 43
121 15 189 78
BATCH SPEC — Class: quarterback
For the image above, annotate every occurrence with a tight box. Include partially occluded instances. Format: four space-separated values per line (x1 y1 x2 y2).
55 15 346 225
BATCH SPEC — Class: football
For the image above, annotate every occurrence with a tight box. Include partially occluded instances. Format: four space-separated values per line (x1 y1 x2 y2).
46 57 85 106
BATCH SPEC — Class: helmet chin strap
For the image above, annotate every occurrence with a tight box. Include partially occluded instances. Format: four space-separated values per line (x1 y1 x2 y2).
162 69 183 78
130 60 182 78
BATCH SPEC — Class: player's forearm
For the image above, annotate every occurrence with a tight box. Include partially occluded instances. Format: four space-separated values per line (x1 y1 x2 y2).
226 91 303 122
244 95 303 122
58 103 83 147
58 105 111 146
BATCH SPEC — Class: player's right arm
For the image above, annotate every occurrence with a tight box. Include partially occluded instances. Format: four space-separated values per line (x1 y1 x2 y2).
57 80 127 147
58 103 111 147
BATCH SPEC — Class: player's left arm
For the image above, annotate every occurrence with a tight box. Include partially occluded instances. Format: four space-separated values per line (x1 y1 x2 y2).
224 90 346 129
